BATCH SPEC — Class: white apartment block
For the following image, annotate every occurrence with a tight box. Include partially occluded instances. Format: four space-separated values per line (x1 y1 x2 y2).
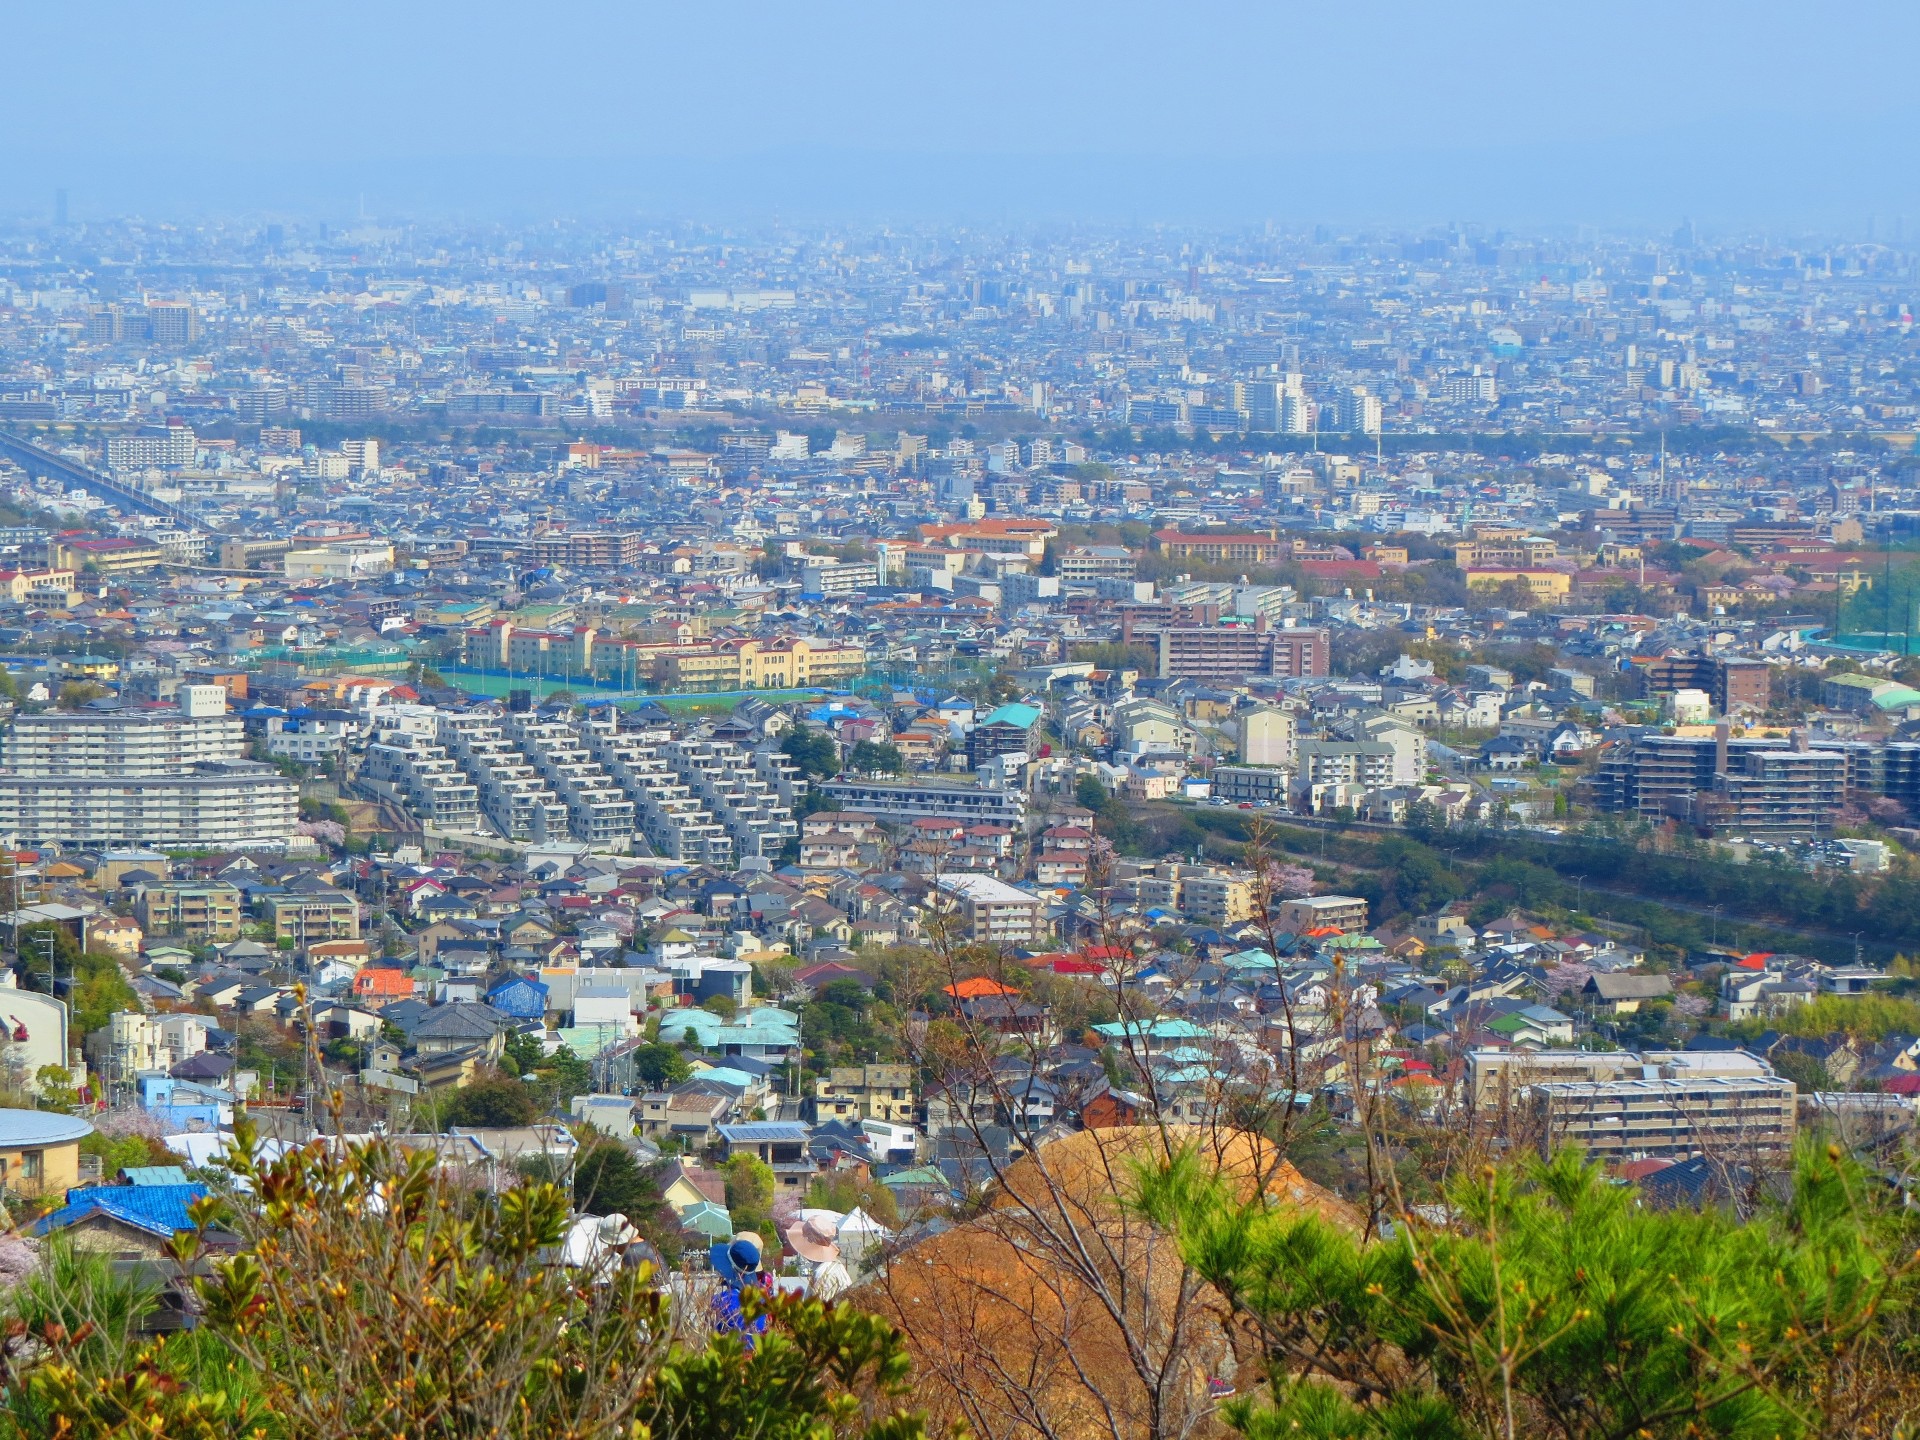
932 874 1049 948
0 766 299 850
660 736 798 860
361 727 481 831
437 713 569 843
0 688 292 849
582 717 733 864
505 712 635 851
91 1010 215 1078
3 686 239 776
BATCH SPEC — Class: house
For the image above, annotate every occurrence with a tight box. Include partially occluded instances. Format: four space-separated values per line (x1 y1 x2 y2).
0 1109 92 1198
485 974 550 1021
314 1002 384 1041
352 965 416 1008
635 1086 735 1147
715 1120 816 1194
263 886 361 942
569 1093 639 1138
408 1002 509 1060
808 1064 918 1126
86 913 144 959
29 1183 221 1257
660 1160 728 1218
1585 972 1674 1015
1275 895 1370 936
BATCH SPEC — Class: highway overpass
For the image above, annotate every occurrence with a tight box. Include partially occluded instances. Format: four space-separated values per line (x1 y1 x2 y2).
0 429 212 531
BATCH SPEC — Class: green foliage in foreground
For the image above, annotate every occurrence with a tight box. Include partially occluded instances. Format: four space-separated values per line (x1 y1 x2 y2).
1136 1140 1920 1440
0 1116 935 1440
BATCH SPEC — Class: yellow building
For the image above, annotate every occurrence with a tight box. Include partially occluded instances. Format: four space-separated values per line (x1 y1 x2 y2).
266 891 361 942
654 636 865 690
811 1064 918 1125
49 537 166 576
1463 568 1572 599
0 568 77 604
1452 536 1560 568
135 882 243 942
0 1110 90 1198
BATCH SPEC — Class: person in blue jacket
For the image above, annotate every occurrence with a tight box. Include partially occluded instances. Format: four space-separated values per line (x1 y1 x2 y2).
709 1230 774 1348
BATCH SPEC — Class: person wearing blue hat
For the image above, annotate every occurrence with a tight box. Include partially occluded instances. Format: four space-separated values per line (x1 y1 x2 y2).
709 1230 773 1348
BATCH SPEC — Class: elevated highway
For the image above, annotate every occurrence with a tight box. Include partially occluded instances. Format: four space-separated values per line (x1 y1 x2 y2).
0 429 212 532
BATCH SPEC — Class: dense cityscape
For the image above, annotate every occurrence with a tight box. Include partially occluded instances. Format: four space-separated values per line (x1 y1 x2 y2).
0 1 1915 1433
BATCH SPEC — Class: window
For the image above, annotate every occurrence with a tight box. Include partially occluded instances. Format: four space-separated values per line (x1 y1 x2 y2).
21 1150 41 1181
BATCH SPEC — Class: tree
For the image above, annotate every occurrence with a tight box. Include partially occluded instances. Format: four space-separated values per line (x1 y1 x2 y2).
808 1170 901 1228
21 1115 939 1440
848 739 904 775
632 1041 692 1090
440 1075 538 1128
1770 1047 1834 1094
501 1027 546 1076
570 1140 656 1217
1137 1138 1920 1440
781 726 840 778
34 1064 78 1112
57 681 107 709
1075 774 1111 812
70 956 139 1039
725 1152 777 1238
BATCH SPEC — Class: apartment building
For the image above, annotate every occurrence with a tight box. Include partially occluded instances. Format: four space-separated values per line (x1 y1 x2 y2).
361 727 482 831
1058 545 1136 583
809 1064 918 1126
798 557 882 598
932 874 1049 948
1211 764 1292 807
1134 862 1257 925
582 718 733 864
0 766 297 850
505 713 635 851
1275 894 1370 935
1132 621 1331 683
3 687 239 776
527 530 644 568
1527 1070 1797 1160
1293 740 1398 812
264 887 361 943
818 776 1029 828
91 1011 215 1079
659 737 798 860
1632 652 1771 713
1589 729 1844 836
134 882 242 942
437 713 569 843
1465 1047 1756 1109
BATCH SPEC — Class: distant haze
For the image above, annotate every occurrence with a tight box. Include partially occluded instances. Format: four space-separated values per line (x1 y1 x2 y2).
5 0 1915 229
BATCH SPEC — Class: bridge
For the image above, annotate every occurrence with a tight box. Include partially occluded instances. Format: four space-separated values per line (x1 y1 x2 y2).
0 429 213 532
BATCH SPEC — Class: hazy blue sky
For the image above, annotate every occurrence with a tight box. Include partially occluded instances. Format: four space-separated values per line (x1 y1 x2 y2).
6 0 1918 227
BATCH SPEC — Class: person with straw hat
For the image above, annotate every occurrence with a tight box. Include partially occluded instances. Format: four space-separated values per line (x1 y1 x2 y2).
785 1213 852 1301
